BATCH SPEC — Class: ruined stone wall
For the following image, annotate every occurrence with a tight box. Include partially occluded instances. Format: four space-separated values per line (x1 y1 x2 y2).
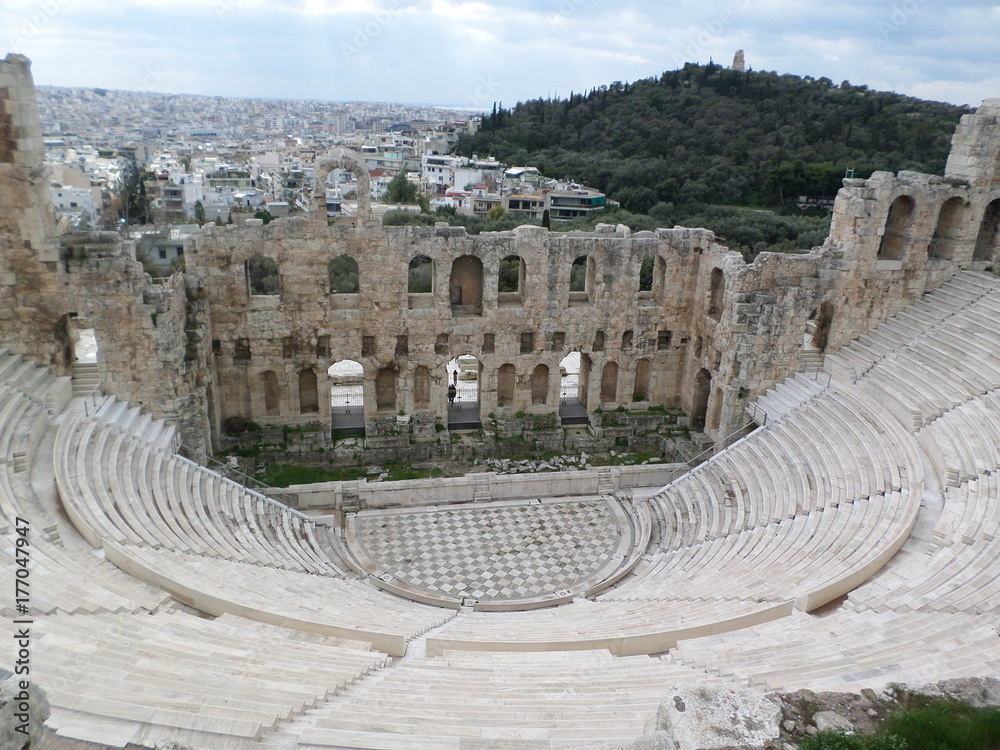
0 54 213 455
3 51 1000 454
187 94 1000 448
0 54 62 363
187 220 720 446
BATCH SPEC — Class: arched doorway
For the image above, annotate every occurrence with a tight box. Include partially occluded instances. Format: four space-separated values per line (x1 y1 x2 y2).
974 199 1000 263
329 360 364 435
691 369 711 430
450 255 483 316
447 355 481 429
559 352 588 425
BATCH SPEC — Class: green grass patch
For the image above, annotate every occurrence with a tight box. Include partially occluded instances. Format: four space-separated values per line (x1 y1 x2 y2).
801 697 1000 750
260 463 367 487
593 450 662 467
383 462 443 482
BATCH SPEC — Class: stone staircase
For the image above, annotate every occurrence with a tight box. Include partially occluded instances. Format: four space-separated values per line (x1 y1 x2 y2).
71 361 101 396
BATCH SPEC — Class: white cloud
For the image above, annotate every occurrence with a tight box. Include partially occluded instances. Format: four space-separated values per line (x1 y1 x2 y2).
1 0 995 106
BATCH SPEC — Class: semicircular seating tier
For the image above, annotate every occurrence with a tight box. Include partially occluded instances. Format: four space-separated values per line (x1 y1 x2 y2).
669 270 1000 693
4 271 1000 747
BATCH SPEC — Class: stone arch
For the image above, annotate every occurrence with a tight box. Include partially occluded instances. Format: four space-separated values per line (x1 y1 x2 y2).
413 365 431 409
497 364 516 406
600 361 618 403
708 268 724 320
375 368 396 411
329 359 364 409
691 369 712 430
329 254 359 293
313 147 372 223
260 370 280 415
974 199 1000 262
531 364 549 405
877 195 915 260
247 255 279 296
450 255 483 315
929 197 968 261
298 368 319 414
633 359 651 401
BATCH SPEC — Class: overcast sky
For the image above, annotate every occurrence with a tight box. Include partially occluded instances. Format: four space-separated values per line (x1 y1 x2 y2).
4 0 998 109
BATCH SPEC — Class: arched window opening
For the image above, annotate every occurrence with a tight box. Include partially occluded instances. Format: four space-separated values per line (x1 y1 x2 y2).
450 255 484 316
929 198 967 261
329 254 359 293
877 195 915 260
247 255 279 296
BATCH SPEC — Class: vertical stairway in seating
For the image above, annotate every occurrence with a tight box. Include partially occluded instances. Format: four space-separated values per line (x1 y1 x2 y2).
71 361 101 396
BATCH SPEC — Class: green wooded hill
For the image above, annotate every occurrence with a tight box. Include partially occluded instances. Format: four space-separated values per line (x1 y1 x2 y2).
456 62 972 211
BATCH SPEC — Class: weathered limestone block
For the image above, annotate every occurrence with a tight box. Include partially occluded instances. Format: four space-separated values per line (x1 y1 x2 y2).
651 684 781 750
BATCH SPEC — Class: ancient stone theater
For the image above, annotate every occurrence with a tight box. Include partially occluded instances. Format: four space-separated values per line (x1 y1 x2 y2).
2 51 1000 748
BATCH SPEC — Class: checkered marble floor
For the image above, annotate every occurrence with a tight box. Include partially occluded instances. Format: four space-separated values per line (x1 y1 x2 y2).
351 498 626 604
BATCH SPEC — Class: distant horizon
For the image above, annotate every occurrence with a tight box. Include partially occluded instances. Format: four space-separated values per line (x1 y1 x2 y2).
5 1 995 109
31 60 983 118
